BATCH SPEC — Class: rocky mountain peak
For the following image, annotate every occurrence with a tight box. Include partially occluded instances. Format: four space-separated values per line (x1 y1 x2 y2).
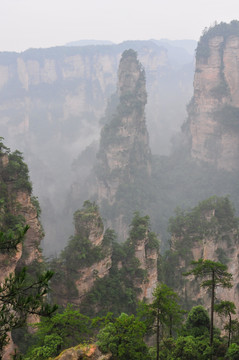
96 50 151 196
118 49 147 111
185 21 239 170
95 49 152 239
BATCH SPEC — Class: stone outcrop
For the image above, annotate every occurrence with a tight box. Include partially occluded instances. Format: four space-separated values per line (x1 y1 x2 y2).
0 41 192 155
0 41 194 254
186 21 239 170
51 202 112 307
0 151 43 275
54 344 111 360
133 230 158 302
52 204 159 309
0 147 44 359
96 49 151 202
95 50 152 240
169 196 239 323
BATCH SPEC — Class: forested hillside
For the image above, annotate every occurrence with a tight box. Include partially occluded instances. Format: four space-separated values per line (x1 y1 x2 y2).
1 21 239 360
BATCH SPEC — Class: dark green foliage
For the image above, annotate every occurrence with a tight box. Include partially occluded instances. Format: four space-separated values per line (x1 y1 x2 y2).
129 212 159 252
97 312 150 360
80 239 145 317
184 305 210 338
184 259 233 292
60 234 105 270
0 137 9 155
59 201 106 270
166 196 239 291
229 319 239 344
0 225 29 253
0 227 57 353
184 258 233 355
24 305 92 360
148 283 184 360
169 196 238 240
73 200 103 236
50 201 114 302
215 301 236 347
80 212 159 317
0 139 58 355
0 140 34 233
2 150 32 193
172 335 210 360
226 343 239 360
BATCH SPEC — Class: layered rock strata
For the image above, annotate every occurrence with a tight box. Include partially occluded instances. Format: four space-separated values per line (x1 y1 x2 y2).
186 21 239 170
134 231 158 302
51 202 112 307
170 196 239 322
96 49 151 203
95 50 152 240
0 148 44 359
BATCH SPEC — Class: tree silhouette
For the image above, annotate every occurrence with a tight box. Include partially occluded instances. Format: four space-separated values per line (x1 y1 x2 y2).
215 300 236 347
184 259 232 358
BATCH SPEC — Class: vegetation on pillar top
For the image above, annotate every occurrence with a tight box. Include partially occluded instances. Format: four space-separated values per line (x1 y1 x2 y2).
1 139 32 194
196 20 239 59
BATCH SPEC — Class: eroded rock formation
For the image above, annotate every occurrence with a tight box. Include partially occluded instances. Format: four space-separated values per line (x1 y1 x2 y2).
0 146 44 359
51 203 159 310
95 50 152 240
130 214 159 302
0 41 194 254
54 344 111 360
186 21 239 171
169 196 239 322
96 50 151 202
51 201 113 307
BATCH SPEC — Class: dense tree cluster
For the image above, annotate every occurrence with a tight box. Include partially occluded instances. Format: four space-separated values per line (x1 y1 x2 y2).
1 139 239 359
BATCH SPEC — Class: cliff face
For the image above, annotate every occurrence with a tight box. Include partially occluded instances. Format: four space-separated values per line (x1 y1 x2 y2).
0 145 44 359
0 42 192 155
73 204 112 305
95 50 152 240
51 204 159 310
96 50 151 203
51 202 112 307
132 219 158 302
186 21 239 170
0 149 43 275
0 41 194 254
169 196 239 321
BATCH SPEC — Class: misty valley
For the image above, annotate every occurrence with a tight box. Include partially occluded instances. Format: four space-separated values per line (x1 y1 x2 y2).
1 21 239 360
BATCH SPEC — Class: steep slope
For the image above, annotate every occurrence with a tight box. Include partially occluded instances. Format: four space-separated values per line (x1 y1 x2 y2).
96 49 151 199
50 201 113 307
0 140 44 359
50 203 159 314
166 196 239 319
185 21 239 170
0 142 43 275
0 40 194 253
94 50 152 240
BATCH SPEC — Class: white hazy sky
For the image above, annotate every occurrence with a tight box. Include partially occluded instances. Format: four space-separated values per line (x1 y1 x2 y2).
1 0 239 52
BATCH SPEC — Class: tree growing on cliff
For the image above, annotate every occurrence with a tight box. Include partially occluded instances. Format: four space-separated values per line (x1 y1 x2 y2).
184 259 232 358
147 283 183 360
215 300 236 348
0 226 57 355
